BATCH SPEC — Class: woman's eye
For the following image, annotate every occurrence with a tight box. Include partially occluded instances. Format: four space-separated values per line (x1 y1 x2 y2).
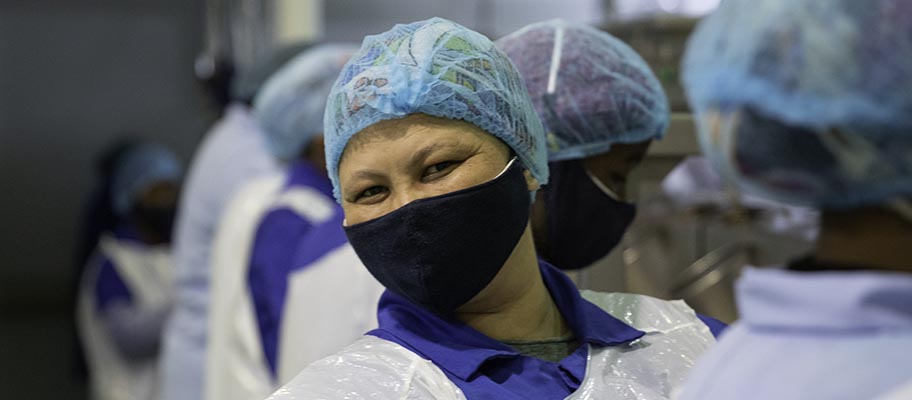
356 186 388 202
424 161 458 177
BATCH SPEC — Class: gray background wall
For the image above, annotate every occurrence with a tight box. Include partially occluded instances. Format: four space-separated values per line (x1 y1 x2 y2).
0 1 210 397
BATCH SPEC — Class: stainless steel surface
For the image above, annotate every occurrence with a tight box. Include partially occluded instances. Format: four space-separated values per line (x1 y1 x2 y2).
672 241 754 299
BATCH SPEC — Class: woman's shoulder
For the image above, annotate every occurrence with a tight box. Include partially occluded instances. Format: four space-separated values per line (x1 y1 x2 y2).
268 335 466 400
580 290 706 333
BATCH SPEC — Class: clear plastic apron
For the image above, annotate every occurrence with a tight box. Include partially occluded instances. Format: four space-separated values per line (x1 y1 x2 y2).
269 291 715 400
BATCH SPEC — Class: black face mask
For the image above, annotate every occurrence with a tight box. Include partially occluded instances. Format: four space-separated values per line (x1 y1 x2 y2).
133 205 176 244
540 159 636 270
344 159 531 315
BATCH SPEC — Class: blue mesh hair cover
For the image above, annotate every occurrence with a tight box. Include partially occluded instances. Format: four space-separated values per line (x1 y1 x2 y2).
323 17 549 201
254 44 358 161
498 19 669 161
682 0 912 208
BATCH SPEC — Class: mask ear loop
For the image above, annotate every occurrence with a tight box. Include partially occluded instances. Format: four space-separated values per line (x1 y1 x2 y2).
818 129 912 223
494 157 519 179
583 167 621 201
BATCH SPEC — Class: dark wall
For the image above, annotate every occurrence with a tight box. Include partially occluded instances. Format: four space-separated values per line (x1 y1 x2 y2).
0 0 211 310
0 1 210 397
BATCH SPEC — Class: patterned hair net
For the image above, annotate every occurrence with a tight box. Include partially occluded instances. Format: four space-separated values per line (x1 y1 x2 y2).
254 44 358 161
682 0 912 209
323 17 548 201
110 143 182 216
498 19 669 161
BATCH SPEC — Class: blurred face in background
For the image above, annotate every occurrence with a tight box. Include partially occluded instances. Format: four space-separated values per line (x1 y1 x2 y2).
131 181 179 245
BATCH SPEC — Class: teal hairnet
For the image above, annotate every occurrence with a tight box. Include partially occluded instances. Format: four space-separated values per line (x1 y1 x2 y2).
497 19 669 161
323 17 549 201
111 143 182 216
254 44 358 161
682 0 912 209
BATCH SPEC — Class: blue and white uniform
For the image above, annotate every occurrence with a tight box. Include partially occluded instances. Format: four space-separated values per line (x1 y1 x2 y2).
77 227 173 400
205 161 383 400
677 266 912 400
161 103 279 400
269 261 719 400
248 161 337 376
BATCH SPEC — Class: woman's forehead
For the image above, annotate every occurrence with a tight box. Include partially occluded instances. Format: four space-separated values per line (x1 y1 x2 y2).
343 114 496 157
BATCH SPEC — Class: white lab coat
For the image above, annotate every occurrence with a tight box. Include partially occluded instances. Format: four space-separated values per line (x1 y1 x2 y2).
278 242 384 379
205 177 384 400
676 267 912 400
77 235 173 400
268 292 715 400
877 381 912 400
160 104 280 400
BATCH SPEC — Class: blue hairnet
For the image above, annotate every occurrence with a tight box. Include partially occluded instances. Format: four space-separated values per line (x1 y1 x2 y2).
323 17 548 201
110 144 182 216
254 44 358 161
497 19 669 161
231 42 314 102
683 0 912 209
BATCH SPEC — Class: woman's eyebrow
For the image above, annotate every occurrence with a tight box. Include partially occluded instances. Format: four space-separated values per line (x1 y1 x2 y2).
407 140 469 169
349 169 385 182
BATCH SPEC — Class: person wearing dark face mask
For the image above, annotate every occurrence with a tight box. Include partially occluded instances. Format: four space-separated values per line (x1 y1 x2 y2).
76 143 182 400
675 0 912 398
498 21 726 337
496 20 663 272
266 18 721 400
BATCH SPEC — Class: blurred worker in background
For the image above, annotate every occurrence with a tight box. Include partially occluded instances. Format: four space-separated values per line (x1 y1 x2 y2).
677 0 912 398
498 20 726 334
71 139 145 387
160 44 308 400
268 18 718 400
205 44 383 400
498 19 668 272
77 143 182 400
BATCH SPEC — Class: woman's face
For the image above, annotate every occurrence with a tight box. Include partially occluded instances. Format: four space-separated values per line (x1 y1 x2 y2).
339 113 528 225
582 140 652 201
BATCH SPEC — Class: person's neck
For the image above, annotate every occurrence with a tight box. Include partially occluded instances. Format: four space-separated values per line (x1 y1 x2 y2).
815 206 912 273
455 228 571 341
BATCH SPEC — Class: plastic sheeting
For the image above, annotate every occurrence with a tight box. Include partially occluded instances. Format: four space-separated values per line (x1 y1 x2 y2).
268 292 714 399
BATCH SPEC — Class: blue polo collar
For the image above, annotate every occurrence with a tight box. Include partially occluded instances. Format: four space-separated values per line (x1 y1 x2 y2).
368 260 645 381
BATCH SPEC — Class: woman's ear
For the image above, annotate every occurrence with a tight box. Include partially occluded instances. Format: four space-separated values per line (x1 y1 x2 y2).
523 170 540 191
